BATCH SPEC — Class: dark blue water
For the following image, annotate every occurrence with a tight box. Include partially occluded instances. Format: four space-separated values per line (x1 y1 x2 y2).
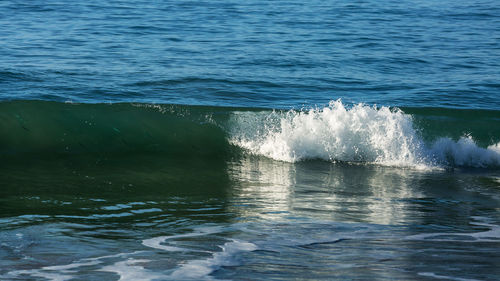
1 0 499 108
1 1 500 281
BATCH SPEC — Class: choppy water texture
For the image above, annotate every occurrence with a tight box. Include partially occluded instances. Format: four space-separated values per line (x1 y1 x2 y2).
1 0 500 108
1 0 500 280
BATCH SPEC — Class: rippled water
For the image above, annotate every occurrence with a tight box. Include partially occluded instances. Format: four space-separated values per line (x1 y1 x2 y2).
1 0 499 108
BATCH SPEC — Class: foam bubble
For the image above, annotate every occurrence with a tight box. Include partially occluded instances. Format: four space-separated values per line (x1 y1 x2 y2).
229 100 500 169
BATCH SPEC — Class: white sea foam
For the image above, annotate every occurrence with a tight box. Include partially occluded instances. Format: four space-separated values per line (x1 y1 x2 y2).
98 258 163 281
429 136 500 168
142 226 222 252
4 252 142 281
418 272 480 281
142 226 257 280
229 100 500 169
405 216 500 243
488 142 500 154
169 239 257 280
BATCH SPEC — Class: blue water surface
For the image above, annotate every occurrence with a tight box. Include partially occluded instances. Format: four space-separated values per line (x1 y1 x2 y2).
0 0 499 108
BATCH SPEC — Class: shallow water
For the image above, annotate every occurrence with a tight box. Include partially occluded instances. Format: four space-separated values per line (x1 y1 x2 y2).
1 156 499 280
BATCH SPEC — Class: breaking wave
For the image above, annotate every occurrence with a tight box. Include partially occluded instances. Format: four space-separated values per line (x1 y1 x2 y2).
229 100 500 169
0 100 499 169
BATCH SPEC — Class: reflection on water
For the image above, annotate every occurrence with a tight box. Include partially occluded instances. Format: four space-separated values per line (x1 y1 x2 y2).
363 167 424 225
228 156 428 225
224 156 500 280
228 156 295 220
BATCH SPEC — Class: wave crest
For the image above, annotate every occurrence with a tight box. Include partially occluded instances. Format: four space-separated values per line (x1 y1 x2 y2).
229 100 500 169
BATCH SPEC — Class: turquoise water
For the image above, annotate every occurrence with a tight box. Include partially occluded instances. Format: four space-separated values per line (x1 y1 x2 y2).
1 1 500 280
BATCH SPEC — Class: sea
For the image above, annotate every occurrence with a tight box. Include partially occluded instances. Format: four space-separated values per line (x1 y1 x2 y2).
1 0 500 280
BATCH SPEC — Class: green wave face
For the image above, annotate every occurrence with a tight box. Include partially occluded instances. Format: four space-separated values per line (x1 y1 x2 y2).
403 107 500 148
0 101 230 158
0 101 234 199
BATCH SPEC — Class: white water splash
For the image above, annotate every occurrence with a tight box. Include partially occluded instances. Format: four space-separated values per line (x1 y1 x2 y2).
229 100 500 169
429 136 500 168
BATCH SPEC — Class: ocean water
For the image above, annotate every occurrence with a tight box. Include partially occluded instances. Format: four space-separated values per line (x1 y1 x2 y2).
1 0 500 280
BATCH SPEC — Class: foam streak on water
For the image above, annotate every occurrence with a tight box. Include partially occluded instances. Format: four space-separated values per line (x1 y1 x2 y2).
169 239 257 280
142 226 222 252
230 100 500 169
